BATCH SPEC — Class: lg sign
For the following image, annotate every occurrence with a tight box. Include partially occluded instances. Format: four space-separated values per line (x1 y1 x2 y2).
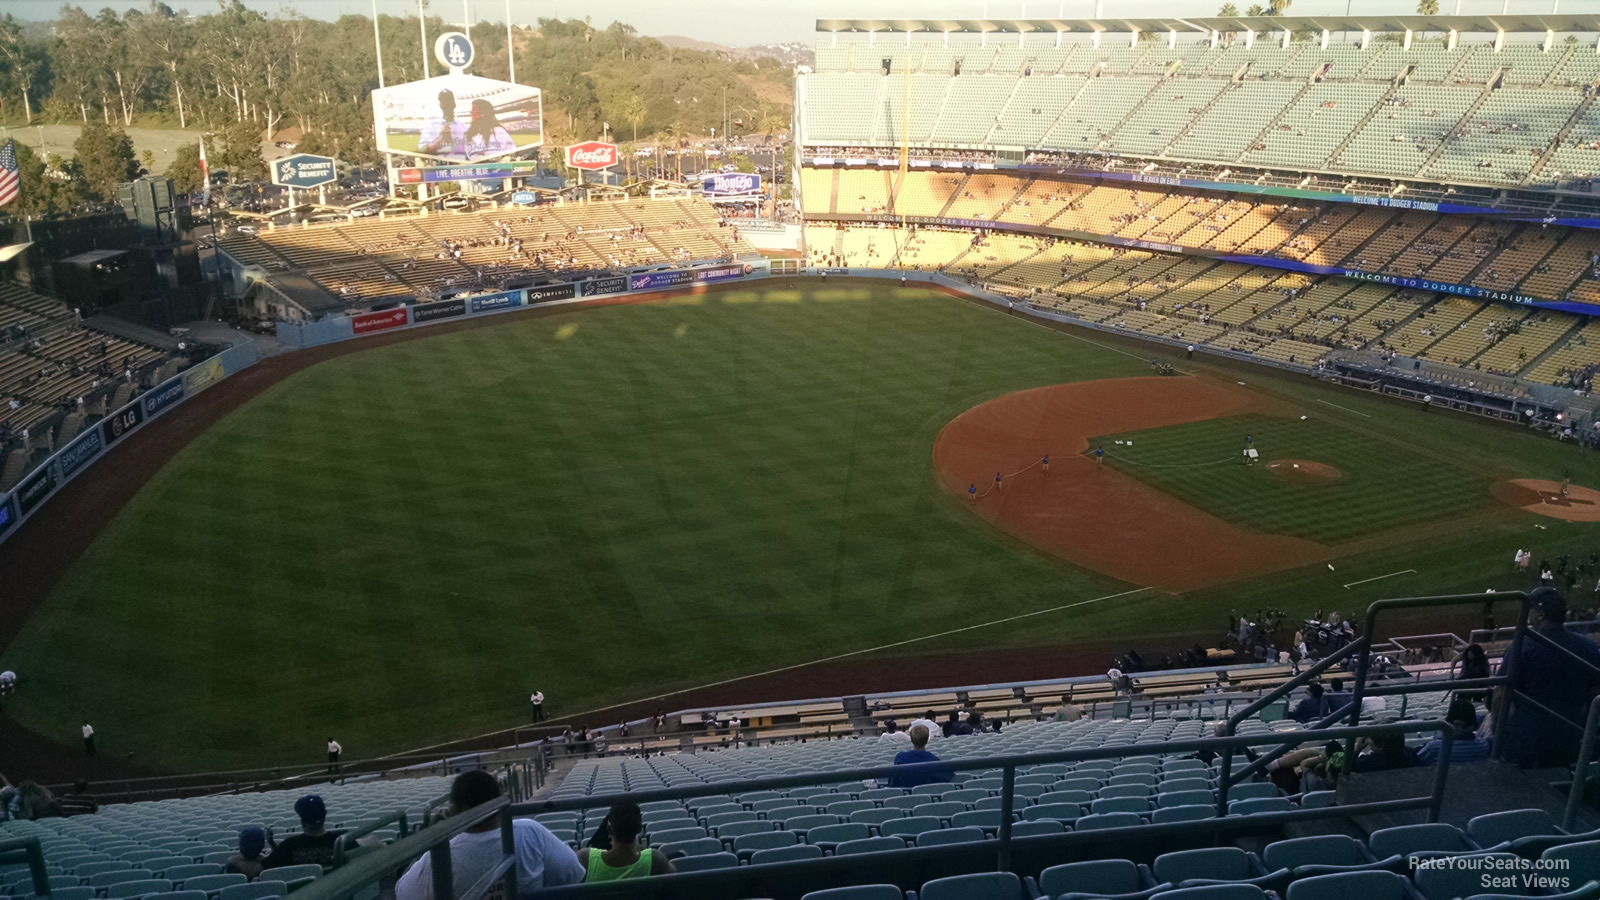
566 141 618 171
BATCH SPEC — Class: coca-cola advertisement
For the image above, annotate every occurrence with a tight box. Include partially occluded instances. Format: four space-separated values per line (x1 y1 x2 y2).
565 141 619 171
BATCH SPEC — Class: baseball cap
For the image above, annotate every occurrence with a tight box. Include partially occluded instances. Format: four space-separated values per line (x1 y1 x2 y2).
238 827 266 859
294 794 327 824
1530 587 1568 621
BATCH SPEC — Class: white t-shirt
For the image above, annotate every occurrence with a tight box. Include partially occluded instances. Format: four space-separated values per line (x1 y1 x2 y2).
878 730 912 744
531 692 544 704
906 718 942 741
395 819 583 900
83 724 94 738
0 671 14 683
328 741 342 754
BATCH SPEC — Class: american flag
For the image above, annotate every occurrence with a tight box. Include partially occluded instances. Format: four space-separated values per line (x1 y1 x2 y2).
0 139 18 209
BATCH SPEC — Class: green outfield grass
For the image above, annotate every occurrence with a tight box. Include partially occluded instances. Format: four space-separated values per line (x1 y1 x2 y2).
1096 414 1495 543
1 285 1594 771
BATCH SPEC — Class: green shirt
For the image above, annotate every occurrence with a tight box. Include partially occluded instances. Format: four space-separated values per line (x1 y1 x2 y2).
584 847 654 883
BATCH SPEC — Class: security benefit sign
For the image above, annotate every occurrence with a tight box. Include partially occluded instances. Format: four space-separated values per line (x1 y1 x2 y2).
271 154 338 189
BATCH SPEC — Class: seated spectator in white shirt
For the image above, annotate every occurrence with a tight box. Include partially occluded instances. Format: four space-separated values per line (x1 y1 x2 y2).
395 771 584 900
878 721 912 744
907 712 942 741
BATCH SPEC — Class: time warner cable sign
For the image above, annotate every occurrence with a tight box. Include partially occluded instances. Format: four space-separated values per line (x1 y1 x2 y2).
271 154 338 189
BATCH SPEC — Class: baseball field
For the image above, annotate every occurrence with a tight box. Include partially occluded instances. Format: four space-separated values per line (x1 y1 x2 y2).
1 282 1595 772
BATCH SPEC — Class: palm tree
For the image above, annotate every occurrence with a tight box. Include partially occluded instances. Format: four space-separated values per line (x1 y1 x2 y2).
1416 0 1439 13
619 92 646 144
1246 4 1265 15
1267 0 1291 14
1218 3 1240 14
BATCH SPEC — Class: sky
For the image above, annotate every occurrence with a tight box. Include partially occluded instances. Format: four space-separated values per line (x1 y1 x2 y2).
0 0 1576 48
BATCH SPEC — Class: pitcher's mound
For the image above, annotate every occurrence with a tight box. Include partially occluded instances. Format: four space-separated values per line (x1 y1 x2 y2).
1266 459 1341 482
1493 479 1600 522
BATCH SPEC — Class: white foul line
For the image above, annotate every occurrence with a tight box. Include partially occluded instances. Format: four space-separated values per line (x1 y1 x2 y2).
383 585 1153 759
1343 569 1418 590
1315 398 1374 418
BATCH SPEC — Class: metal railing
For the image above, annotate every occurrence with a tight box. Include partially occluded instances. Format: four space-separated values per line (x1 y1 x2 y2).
291 719 1457 900
0 838 52 899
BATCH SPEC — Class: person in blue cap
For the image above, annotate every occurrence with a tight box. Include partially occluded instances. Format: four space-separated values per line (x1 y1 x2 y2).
1042 455 1050 476
968 483 977 503
1094 447 1104 464
225 827 269 880
262 795 357 869
994 472 1003 492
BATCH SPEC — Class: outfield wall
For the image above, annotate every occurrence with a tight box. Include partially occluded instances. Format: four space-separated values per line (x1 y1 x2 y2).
0 342 261 548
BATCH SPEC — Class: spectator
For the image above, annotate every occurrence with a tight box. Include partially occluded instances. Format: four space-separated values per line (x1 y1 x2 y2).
1417 699 1491 765
1497 588 1600 767
1350 731 1419 773
394 770 583 900
575 802 672 882
1325 679 1352 716
887 725 952 788
530 691 545 722
14 781 63 820
0 670 14 695
878 722 911 745
326 738 342 774
907 711 942 740
82 721 95 756
57 780 99 817
225 827 270 880
1290 684 1329 723
262 795 355 869
1456 643 1491 705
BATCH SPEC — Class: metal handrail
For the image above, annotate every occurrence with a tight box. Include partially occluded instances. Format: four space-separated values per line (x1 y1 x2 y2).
0 838 52 898
1566 695 1600 831
294 795 508 900
286 721 1455 900
331 808 408 866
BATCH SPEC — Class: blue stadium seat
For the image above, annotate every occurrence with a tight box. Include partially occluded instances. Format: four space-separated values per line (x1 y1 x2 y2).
1262 835 1386 877
1032 859 1162 899
89 871 153 889
1039 790 1096 807
260 866 320 891
1299 791 1338 809
1151 805 1216 824
647 826 707 846
1368 824 1476 860
913 827 985 847
1021 803 1082 823
749 844 824 865
106 879 174 899
1226 783 1283 801
1148 886 1269 900
72 864 132 879
912 802 966 821
1153 848 1282 890
835 837 907 856
1228 797 1293 816
1008 820 1066 837
1158 791 1216 809
1075 812 1146 831
800 886 903 900
161 866 220 885
177 875 246 895
671 852 739 872
950 810 1002 834
1286 871 1422 900
850 809 908 827
880 817 944 840
806 824 872 850
915 871 1025 900
1092 797 1153 815
214 880 284 900
659 837 723 860
826 800 877 817
144 891 208 900
716 820 776 839
1098 785 1153 800
783 814 843 835
733 830 798 861
1414 852 1523 900
1541 841 1600 888
1466 810 1564 850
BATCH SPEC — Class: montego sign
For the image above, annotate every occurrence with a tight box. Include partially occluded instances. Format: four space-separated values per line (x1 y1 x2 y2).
565 141 618 171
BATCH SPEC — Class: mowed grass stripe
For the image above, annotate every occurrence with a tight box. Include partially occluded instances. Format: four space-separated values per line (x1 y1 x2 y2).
2 288 1148 769
1096 414 1492 543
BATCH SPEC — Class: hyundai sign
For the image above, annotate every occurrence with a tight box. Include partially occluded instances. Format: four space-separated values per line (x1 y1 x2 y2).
704 172 761 196
566 141 618 171
271 153 338 189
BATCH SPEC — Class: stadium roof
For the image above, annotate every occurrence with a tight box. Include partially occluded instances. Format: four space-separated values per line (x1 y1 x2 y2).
814 13 1600 36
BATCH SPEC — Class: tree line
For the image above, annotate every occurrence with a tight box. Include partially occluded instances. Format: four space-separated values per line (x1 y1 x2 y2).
0 2 793 214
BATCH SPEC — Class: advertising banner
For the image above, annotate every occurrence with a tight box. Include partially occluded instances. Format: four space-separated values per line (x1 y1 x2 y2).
524 283 577 305
352 307 410 334
372 73 543 164
396 160 542 184
469 290 523 313
271 154 338 189
566 141 619 171
57 428 104 480
15 464 57 515
579 275 629 296
511 190 537 205
412 298 467 323
695 264 749 284
142 377 186 418
182 357 225 395
101 403 144 446
703 172 761 196
630 269 696 291
0 495 14 540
